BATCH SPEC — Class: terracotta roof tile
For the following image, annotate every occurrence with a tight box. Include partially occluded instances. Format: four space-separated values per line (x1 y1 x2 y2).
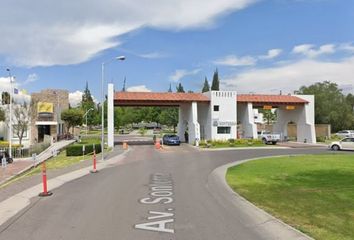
115 92 210 103
237 94 308 104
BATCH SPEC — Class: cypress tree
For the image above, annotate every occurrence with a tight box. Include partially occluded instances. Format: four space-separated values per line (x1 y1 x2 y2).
202 77 210 93
168 83 172 92
176 83 185 93
211 69 220 91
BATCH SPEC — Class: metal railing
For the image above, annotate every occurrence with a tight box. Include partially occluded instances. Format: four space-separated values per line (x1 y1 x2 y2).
0 142 51 158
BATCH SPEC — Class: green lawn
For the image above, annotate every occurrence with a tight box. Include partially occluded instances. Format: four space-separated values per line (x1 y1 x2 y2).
226 154 354 240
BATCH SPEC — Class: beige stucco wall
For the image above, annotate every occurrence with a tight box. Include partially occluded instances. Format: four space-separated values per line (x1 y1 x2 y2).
30 89 69 144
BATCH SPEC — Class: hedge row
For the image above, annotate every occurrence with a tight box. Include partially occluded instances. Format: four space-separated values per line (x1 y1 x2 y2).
199 138 263 147
66 144 101 156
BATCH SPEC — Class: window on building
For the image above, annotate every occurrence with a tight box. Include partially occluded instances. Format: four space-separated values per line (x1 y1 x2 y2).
217 127 231 134
213 105 219 111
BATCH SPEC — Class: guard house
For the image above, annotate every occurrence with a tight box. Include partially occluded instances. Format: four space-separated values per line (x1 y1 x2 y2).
111 83 316 146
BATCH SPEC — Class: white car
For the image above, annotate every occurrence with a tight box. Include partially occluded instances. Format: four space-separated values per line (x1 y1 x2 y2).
258 130 281 145
329 137 354 151
335 130 354 138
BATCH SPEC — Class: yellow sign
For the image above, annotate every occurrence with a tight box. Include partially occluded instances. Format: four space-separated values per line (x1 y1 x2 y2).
37 102 53 113
263 105 272 110
286 105 296 110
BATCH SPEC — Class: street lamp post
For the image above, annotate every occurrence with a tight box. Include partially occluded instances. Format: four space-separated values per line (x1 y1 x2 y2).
6 69 13 158
101 56 125 161
83 108 94 136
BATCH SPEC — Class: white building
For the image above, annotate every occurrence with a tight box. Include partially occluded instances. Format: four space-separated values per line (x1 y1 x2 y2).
111 85 316 145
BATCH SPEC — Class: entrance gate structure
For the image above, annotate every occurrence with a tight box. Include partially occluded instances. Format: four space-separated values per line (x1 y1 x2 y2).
237 94 316 143
108 83 316 146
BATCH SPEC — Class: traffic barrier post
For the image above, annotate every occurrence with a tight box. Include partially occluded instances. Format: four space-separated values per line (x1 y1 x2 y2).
123 141 128 150
39 161 53 197
90 150 98 173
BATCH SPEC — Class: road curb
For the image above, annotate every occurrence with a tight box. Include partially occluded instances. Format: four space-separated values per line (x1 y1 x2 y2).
207 155 314 240
199 146 291 151
0 147 131 228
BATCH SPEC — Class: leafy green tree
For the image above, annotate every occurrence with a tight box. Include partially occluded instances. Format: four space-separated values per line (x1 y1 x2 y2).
0 108 5 122
61 108 84 134
159 107 178 132
202 77 210 93
296 81 354 132
211 69 220 91
81 82 98 127
259 109 276 125
1 92 10 105
176 83 185 93
347 93 354 111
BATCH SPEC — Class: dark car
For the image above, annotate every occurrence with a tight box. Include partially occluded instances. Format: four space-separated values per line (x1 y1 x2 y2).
161 135 181 146
0 150 13 164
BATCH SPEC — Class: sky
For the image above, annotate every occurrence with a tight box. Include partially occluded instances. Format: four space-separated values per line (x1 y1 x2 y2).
0 0 353 105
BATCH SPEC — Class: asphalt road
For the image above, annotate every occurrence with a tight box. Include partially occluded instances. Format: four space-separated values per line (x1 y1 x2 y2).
0 145 329 240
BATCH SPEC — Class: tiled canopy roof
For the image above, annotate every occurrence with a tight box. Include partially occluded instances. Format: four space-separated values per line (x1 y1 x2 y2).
114 92 210 106
114 92 308 106
237 94 308 105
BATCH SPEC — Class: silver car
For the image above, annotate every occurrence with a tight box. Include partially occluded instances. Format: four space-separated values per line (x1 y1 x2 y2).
335 130 354 138
329 137 354 151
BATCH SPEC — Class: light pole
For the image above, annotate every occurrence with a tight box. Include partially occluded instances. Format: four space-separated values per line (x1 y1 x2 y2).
54 91 60 138
83 108 94 136
101 56 125 161
6 69 13 158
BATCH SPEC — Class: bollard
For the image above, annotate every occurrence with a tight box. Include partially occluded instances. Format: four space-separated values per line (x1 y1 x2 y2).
39 161 53 197
90 150 98 173
123 141 128 150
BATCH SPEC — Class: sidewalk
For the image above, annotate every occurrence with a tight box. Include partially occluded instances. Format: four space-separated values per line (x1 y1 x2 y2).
0 140 75 185
0 146 127 227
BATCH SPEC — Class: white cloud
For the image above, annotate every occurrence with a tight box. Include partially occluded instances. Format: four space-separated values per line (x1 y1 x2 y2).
127 85 151 92
222 57 354 94
69 90 98 107
259 49 282 60
169 68 201 82
138 52 167 59
0 77 31 104
22 73 39 85
292 44 335 58
69 91 83 107
214 55 256 66
0 0 256 67
339 43 354 53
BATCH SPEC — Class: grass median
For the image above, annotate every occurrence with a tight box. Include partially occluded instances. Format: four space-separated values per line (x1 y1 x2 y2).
226 154 354 240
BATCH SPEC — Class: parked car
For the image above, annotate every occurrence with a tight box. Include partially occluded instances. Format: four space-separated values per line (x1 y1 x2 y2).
161 134 181 146
258 130 281 145
335 130 354 138
0 150 13 164
329 137 354 151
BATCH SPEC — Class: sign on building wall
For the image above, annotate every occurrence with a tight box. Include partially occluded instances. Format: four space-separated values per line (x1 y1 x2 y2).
213 119 237 127
37 102 53 113
263 105 272 110
286 106 296 110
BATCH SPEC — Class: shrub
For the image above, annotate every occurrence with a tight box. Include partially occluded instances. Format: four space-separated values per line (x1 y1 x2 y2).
316 136 327 142
228 138 235 143
66 143 101 156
